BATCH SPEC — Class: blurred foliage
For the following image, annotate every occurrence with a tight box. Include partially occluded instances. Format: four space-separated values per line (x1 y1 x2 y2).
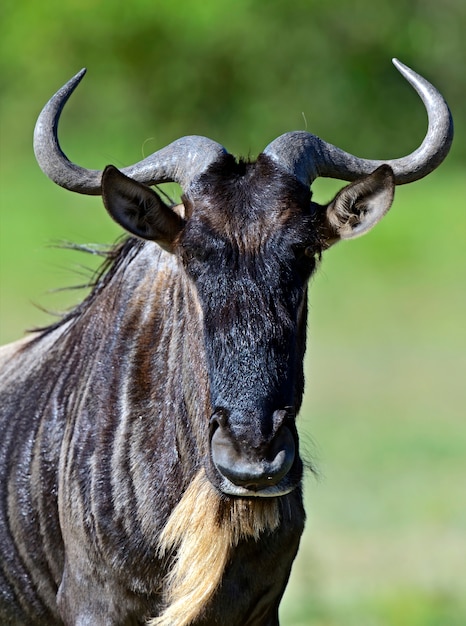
0 3 465 625
1 0 465 163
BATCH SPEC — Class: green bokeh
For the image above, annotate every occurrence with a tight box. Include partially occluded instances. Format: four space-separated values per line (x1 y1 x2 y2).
1 2 465 624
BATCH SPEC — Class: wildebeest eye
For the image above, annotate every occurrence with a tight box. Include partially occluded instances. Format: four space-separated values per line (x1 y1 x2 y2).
292 244 314 260
181 245 209 264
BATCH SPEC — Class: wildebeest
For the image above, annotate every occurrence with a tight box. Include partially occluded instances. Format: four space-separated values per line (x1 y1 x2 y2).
0 59 453 625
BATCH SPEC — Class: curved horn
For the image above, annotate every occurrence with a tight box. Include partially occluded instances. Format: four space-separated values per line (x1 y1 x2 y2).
263 59 453 186
33 69 228 195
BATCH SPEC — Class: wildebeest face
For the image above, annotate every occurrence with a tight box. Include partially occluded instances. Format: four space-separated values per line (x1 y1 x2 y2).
101 155 396 498
176 155 321 497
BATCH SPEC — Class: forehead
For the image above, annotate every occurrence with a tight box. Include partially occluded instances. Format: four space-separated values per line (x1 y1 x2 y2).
183 154 313 249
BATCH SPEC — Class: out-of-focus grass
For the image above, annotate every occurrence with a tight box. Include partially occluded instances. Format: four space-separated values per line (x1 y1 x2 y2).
0 157 465 625
282 587 466 626
279 170 466 624
0 156 123 341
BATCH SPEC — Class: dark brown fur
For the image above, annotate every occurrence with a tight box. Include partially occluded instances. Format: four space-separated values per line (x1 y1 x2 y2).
0 155 395 624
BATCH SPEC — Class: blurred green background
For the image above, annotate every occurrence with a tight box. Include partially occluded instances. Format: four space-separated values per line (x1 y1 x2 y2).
1 1 465 624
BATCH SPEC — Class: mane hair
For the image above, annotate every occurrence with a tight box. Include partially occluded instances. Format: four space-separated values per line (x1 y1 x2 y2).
29 236 144 340
151 469 281 626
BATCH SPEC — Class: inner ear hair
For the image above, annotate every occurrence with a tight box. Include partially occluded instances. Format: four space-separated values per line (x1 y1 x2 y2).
101 165 184 247
326 165 395 242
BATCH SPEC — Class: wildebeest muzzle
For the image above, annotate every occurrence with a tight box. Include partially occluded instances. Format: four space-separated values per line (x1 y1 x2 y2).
209 407 299 497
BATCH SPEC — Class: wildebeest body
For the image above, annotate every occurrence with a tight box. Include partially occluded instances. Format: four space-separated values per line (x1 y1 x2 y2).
0 163 307 624
0 60 453 624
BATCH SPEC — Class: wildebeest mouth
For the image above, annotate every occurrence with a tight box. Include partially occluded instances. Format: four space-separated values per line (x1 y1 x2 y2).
215 474 300 499
209 408 302 498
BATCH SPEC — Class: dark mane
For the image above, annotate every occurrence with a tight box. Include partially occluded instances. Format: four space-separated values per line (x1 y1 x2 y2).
31 236 145 340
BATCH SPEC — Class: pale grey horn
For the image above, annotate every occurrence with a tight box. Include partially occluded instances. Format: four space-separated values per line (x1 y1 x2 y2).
33 69 228 195
263 58 453 186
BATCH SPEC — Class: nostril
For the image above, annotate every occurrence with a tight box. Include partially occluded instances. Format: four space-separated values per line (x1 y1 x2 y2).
272 407 295 434
284 406 296 420
209 408 229 435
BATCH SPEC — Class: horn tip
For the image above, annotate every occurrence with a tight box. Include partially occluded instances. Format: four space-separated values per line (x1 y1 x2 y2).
392 58 406 72
74 68 87 82
57 69 87 96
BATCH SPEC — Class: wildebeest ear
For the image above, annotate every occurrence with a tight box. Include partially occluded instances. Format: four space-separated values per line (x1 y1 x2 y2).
101 165 184 250
324 165 395 245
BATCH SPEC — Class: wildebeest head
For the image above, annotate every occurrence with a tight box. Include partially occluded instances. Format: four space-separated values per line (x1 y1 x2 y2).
33 59 452 498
